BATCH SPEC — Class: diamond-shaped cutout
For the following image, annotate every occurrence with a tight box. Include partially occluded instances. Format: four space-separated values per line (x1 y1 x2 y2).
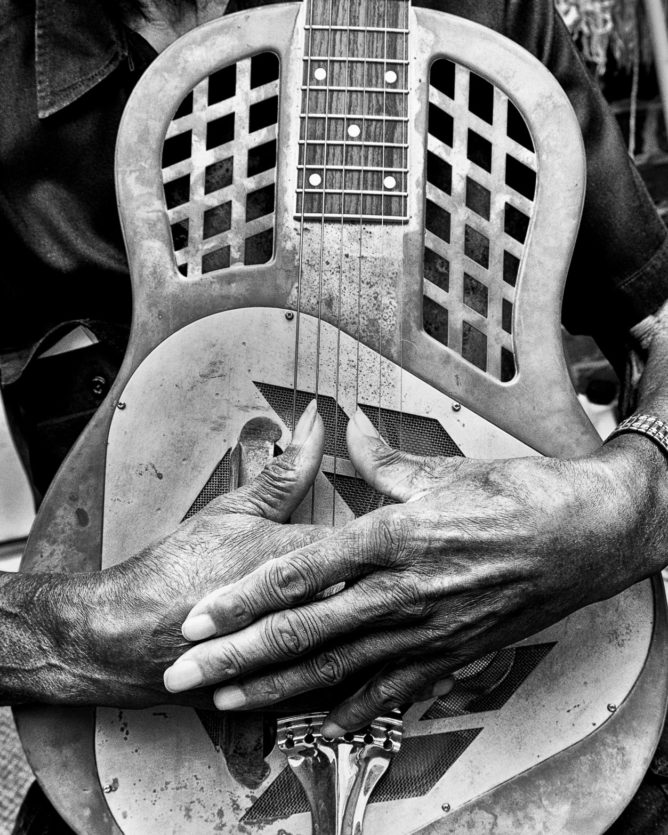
420 644 556 719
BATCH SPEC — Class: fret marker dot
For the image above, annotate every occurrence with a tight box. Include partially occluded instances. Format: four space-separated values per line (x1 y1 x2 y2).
383 176 397 190
385 70 398 84
308 173 322 186
347 124 361 138
314 67 327 81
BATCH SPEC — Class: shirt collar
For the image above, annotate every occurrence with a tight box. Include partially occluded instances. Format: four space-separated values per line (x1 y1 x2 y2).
35 0 127 118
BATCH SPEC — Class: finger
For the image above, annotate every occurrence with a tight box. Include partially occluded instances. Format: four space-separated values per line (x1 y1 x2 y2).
204 400 325 522
181 508 407 639
172 571 422 685
321 656 459 736
208 629 422 709
210 642 454 716
346 409 463 501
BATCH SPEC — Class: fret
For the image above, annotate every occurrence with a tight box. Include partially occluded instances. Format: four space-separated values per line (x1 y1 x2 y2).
309 0 409 28
301 89 407 116
300 118 407 148
298 168 408 193
298 164 409 173
305 25 409 33
299 139 407 148
306 56 409 65
307 30 407 59
296 191 408 221
301 113 408 122
299 188 409 197
302 86 409 95
299 140 407 171
295 212 407 222
303 64 409 90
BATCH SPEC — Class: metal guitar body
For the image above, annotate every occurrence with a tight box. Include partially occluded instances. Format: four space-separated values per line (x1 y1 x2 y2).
16 2 668 833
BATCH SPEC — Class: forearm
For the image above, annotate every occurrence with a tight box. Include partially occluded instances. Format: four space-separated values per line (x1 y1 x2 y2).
0 570 99 705
592 302 668 587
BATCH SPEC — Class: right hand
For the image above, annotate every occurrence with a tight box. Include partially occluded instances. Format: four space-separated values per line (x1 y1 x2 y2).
50 402 330 708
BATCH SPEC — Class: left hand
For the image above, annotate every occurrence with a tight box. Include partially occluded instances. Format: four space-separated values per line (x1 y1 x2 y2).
165 407 668 734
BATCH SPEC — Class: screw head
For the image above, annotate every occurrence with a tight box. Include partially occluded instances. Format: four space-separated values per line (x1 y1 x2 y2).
452 403 462 412
442 803 451 813
117 401 126 410
285 311 295 321
91 375 106 397
607 703 617 713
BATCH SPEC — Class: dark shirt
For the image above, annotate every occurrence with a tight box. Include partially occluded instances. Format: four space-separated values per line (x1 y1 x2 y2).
3 1 668 831
1 0 668 383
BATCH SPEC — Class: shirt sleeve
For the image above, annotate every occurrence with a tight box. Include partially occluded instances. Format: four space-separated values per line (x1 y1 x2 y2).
503 0 668 370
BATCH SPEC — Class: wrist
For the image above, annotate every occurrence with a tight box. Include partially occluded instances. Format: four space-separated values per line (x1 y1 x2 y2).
596 431 668 581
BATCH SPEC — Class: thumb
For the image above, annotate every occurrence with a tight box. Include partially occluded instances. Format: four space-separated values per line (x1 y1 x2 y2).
207 400 325 522
346 408 462 501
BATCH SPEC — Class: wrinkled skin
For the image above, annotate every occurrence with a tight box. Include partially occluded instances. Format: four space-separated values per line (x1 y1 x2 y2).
2 403 329 708
166 309 668 735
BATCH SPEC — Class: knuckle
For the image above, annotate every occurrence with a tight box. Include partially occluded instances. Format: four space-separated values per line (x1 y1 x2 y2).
200 642 244 681
267 556 317 604
306 649 348 688
368 509 411 559
256 456 300 496
262 611 317 659
224 592 254 628
244 675 288 705
399 575 433 620
372 444 407 469
365 677 406 712
413 456 455 487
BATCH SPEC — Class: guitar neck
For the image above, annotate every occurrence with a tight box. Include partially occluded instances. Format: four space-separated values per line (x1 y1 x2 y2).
298 0 411 222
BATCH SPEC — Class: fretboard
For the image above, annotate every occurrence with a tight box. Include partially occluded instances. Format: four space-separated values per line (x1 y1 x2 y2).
297 0 410 223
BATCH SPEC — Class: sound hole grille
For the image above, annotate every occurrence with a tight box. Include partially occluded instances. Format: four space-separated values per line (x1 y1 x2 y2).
162 52 280 279
424 60 537 382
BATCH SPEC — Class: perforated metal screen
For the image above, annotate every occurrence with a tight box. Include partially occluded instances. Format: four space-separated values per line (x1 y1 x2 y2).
423 59 536 381
162 52 280 279
241 729 482 822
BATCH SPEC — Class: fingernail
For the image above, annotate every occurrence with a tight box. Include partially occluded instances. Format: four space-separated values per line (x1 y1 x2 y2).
182 614 217 642
432 677 455 698
163 660 203 693
214 685 246 711
321 720 347 738
351 409 381 439
292 400 318 444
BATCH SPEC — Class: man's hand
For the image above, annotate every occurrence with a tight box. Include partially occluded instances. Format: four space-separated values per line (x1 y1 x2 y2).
1 402 330 708
166 400 668 736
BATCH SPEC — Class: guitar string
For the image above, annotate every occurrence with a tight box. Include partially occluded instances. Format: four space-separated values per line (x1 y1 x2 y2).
398 0 409 464
293 0 316 517
354 0 369 499
309 0 335 525
331 0 353 527
377 0 388 490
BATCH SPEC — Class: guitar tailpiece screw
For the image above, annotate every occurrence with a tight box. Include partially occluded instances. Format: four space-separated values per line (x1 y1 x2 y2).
285 311 295 321
442 803 451 813
452 403 461 412
608 703 617 713
117 402 126 410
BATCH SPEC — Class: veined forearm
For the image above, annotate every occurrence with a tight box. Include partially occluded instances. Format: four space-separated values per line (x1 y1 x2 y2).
0 570 98 705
